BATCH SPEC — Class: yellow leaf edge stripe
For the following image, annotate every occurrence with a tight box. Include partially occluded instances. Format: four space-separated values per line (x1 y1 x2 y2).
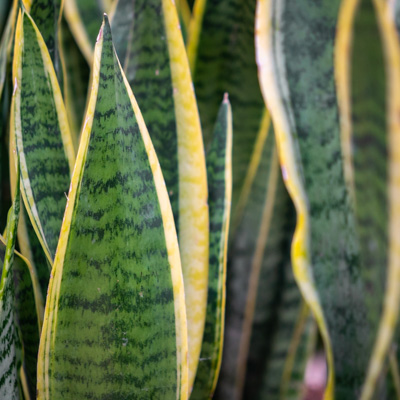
11 10 75 265
255 1 335 399
64 0 94 66
335 0 359 202
210 94 233 394
37 18 189 400
162 0 209 391
186 0 207 74
360 1 400 399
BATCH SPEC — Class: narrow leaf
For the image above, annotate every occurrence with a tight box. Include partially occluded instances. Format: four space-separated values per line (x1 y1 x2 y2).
188 0 265 216
11 9 75 263
191 95 232 399
0 161 20 400
112 0 209 389
37 16 188 399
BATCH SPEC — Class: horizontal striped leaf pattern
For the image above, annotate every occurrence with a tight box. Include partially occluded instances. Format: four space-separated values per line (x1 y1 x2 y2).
11 9 75 263
0 163 20 400
111 0 209 389
191 95 232 399
37 16 188 399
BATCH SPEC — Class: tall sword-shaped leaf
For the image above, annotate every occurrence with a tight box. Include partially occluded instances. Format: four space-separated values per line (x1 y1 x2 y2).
0 161 20 400
10 9 75 264
191 95 232 399
111 0 209 389
37 16 188 399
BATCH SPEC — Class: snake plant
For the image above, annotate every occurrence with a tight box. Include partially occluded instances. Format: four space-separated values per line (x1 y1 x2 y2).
0 0 399 399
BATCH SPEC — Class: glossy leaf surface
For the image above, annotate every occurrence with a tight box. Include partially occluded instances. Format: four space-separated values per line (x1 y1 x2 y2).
37 17 188 399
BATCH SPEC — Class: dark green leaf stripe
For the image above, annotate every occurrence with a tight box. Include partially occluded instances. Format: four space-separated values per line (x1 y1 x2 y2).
112 0 180 233
112 0 209 389
215 126 276 399
0 235 43 400
30 0 63 88
189 0 265 215
11 10 75 263
191 95 232 399
0 163 20 400
64 0 104 64
37 16 188 399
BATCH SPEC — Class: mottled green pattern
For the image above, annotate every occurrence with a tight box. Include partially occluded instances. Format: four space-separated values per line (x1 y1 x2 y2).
191 98 231 399
15 13 71 260
0 173 20 400
278 0 372 395
215 128 275 399
242 178 296 400
351 0 387 338
0 241 41 400
42 19 179 399
30 0 63 88
112 0 179 232
193 0 265 214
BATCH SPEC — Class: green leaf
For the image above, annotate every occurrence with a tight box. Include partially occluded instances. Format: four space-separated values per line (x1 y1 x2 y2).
29 0 63 88
11 9 75 263
191 95 232 399
188 0 265 216
0 235 44 400
37 16 188 399
0 161 20 400
64 0 104 65
111 0 209 389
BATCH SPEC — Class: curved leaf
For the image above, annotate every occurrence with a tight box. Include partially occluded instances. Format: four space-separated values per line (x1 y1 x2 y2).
111 0 209 389
37 16 188 399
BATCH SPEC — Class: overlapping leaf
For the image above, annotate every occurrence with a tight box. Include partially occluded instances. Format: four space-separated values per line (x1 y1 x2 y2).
37 17 188 399
111 0 209 389
188 0 265 216
191 95 232 399
11 9 75 263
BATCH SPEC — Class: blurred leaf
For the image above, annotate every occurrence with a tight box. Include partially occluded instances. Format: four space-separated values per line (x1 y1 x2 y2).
191 95 232 399
37 17 188 399
111 0 209 389
188 0 265 215
11 9 75 263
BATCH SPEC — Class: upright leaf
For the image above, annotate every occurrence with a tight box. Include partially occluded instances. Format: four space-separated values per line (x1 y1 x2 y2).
11 9 75 263
37 16 188 399
0 163 20 400
111 0 209 389
191 95 232 399
188 0 265 215
29 0 63 88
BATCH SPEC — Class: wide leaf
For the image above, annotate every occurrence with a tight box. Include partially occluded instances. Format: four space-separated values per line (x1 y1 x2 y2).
37 16 188 399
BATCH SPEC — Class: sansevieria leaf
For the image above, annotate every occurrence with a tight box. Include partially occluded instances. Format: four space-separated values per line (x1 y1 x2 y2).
191 95 232 399
11 9 75 264
111 0 209 389
37 16 188 399
0 161 20 400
